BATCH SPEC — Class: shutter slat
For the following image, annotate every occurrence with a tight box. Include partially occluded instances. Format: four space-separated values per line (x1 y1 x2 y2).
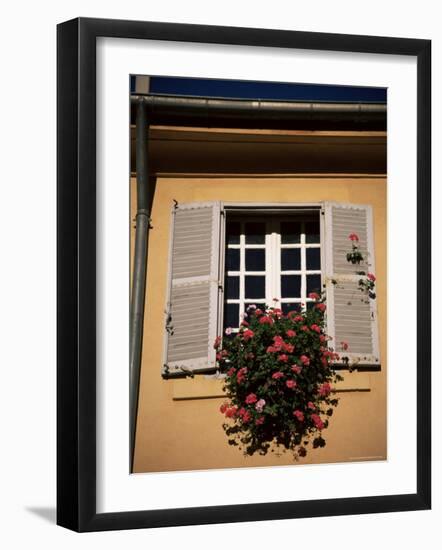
164 203 222 374
324 203 380 365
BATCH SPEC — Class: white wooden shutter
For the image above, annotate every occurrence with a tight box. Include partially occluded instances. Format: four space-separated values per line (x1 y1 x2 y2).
323 202 380 366
163 202 224 376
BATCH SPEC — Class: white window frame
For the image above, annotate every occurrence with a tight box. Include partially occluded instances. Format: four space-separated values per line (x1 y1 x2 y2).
222 204 323 332
163 201 380 377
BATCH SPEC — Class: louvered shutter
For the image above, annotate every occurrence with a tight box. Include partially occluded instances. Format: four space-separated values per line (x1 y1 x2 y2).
323 202 380 366
163 202 224 376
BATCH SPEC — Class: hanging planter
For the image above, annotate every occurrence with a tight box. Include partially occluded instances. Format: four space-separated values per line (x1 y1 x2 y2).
215 294 343 460
346 232 364 264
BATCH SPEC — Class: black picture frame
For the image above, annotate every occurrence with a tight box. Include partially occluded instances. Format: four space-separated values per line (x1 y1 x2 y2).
57 17 431 532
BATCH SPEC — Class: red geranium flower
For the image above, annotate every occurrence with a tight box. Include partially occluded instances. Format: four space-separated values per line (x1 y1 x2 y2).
311 413 325 430
236 367 248 383
318 382 332 396
242 329 255 341
245 393 258 404
259 315 274 325
348 233 359 242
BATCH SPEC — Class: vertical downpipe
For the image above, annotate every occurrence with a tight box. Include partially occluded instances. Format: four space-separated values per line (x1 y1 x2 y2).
130 99 149 471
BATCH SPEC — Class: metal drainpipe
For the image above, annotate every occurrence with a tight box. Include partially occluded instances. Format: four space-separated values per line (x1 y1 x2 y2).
130 99 150 470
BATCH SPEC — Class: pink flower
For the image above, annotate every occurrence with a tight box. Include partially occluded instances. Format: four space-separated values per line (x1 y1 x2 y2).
286 329 296 338
318 382 332 396
293 410 304 422
247 304 257 311
240 320 249 327
308 292 320 300
245 393 258 404
242 410 252 423
242 329 255 341
367 272 376 282
272 371 285 380
219 402 228 414
294 315 304 322
225 327 233 335
349 233 359 242
286 379 297 389
315 303 326 312
213 336 221 349
301 325 309 332
291 365 302 374
266 346 277 353
255 398 266 412
319 334 327 343
254 308 263 316
307 401 316 410
278 354 289 362
255 416 265 425
311 413 325 430
300 355 310 366
227 367 236 377
310 324 321 333
340 340 349 351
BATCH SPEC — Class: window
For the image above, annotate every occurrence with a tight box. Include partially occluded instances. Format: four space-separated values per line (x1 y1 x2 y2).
163 202 380 377
223 212 322 332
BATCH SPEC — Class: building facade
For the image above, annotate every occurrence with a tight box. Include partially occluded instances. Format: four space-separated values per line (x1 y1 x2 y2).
130 119 387 473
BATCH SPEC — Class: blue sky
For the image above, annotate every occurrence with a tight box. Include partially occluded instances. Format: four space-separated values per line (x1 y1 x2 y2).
131 75 386 103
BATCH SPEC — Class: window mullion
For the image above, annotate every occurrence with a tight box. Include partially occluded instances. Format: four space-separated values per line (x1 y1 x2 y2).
274 219 281 304
239 222 245 324
301 222 306 311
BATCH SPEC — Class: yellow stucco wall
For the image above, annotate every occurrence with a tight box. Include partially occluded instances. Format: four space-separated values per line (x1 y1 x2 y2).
132 175 387 473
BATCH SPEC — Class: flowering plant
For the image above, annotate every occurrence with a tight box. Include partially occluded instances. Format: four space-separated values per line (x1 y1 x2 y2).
215 295 342 459
346 232 364 264
357 271 376 300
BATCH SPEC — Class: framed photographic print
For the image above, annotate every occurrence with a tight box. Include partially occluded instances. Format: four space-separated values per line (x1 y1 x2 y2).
57 17 431 532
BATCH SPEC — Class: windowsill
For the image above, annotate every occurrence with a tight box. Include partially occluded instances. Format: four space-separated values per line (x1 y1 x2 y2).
172 371 375 401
